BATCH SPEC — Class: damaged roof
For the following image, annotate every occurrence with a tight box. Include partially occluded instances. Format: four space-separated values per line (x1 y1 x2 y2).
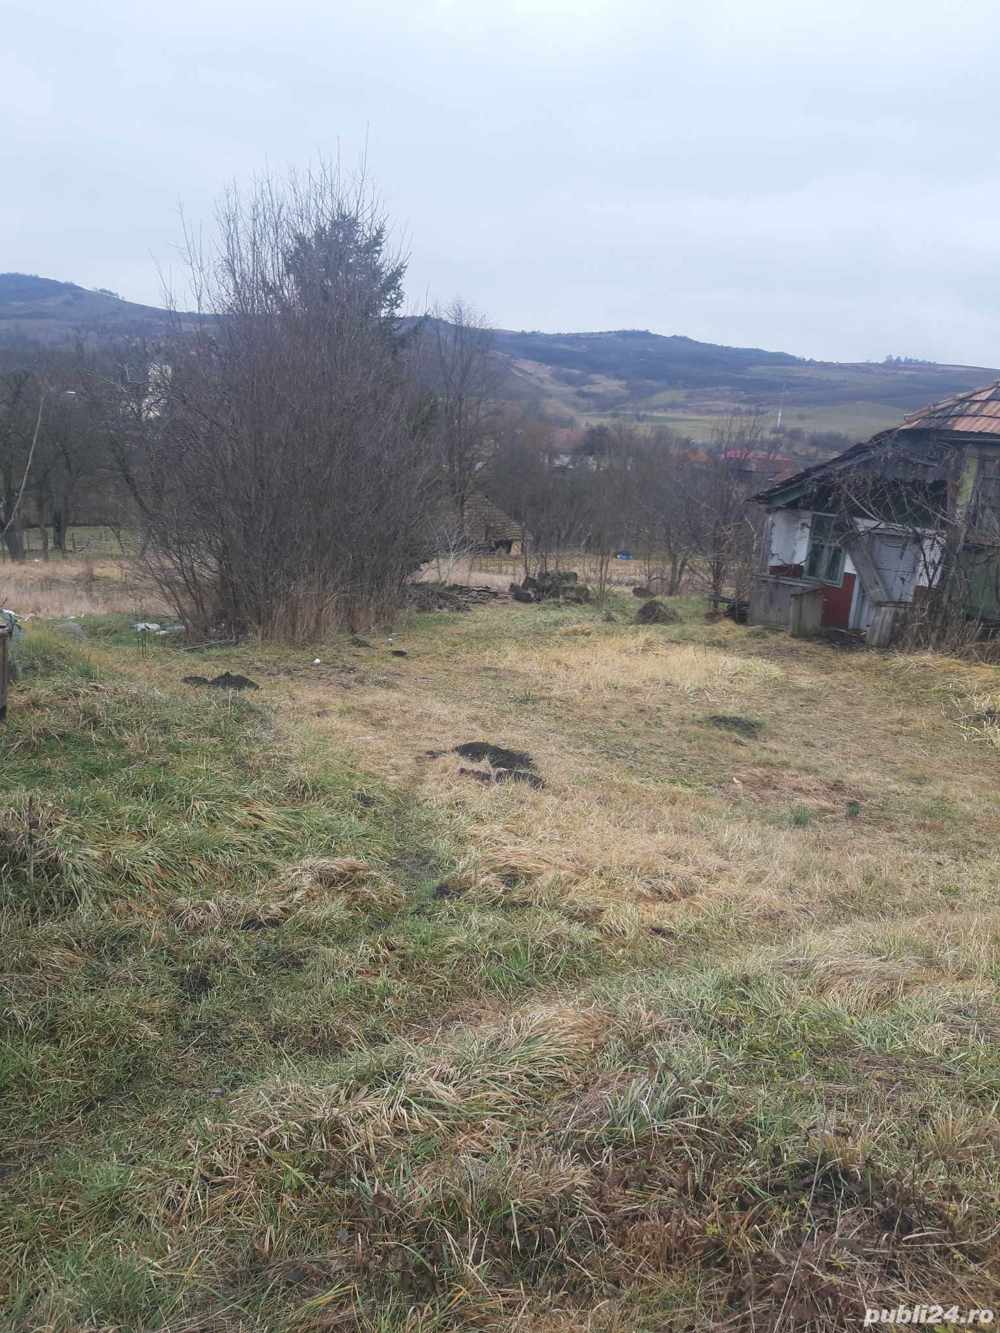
898 378 1000 435
753 377 1000 506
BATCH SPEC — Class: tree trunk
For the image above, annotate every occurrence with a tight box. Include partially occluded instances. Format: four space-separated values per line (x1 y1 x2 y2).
3 522 25 561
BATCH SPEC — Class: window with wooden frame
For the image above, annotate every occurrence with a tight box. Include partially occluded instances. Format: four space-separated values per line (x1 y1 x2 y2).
804 513 845 584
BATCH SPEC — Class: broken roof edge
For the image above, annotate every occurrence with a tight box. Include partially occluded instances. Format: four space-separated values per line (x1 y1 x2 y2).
749 434 895 506
750 425 1000 508
755 377 1000 508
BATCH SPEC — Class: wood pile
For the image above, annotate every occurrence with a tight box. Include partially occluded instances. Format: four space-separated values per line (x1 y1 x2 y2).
405 583 507 612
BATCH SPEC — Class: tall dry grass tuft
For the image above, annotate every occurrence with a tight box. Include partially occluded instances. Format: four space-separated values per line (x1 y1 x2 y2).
0 560 165 618
493 634 784 700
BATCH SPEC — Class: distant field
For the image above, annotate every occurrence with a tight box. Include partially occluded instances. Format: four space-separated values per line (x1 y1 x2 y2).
0 556 162 619
605 398 904 443
506 339 999 442
512 381 947 444
1 525 130 561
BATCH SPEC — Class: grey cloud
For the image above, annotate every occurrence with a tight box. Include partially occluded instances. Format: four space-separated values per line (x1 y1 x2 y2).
3 0 998 362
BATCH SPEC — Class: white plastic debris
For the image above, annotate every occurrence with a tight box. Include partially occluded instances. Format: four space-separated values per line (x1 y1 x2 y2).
313 658 322 665
132 622 161 632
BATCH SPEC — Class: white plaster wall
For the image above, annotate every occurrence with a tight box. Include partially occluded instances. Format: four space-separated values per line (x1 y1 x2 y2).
767 509 812 565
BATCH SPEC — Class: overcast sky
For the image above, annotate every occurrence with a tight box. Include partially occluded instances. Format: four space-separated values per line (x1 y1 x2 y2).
4 0 998 364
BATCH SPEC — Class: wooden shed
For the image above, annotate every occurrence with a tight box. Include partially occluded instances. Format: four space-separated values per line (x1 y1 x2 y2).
433 491 525 555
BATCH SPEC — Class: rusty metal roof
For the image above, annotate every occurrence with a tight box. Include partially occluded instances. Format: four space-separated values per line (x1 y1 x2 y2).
899 378 1000 436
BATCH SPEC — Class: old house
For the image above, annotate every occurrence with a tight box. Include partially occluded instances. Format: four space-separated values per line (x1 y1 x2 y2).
432 491 524 555
749 381 1000 644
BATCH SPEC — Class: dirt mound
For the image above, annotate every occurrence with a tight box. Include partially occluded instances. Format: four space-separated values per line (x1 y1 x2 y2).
425 740 544 790
706 714 762 738
182 672 259 690
454 741 536 770
635 599 679 625
518 571 592 604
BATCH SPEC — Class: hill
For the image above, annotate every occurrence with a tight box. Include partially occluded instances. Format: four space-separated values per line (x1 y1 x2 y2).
0 273 194 345
3 274 998 441
493 326 1000 440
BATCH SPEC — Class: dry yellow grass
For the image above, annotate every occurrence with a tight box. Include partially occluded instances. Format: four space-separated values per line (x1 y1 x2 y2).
259 606 1000 954
490 632 784 699
0 558 165 618
466 550 653 589
421 550 683 591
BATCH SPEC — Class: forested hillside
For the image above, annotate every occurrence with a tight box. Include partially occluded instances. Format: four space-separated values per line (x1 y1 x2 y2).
493 325 1000 439
0 273 198 344
3 272 997 440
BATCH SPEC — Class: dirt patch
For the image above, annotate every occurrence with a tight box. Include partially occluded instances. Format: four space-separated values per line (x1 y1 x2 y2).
182 672 259 691
176 966 216 999
732 766 864 813
705 714 763 739
635 599 679 625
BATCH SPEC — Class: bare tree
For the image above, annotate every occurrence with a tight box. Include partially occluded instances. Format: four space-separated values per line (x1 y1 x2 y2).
418 300 498 522
606 426 696 595
0 341 134 561
485 412 593 577
685 412 771 603
0 370 39 560
119 165 438 640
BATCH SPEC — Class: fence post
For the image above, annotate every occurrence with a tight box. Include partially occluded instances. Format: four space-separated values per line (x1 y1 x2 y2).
0 625 8 722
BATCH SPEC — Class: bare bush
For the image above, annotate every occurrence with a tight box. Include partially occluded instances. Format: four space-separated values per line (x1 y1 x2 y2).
126 166 437 640
685 413 772 602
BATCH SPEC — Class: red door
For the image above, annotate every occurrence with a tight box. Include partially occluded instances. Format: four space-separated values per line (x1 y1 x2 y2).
821 573 855 628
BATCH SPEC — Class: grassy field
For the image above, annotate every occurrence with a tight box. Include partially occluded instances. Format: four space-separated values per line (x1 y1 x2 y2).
2 587 1000 1330
506 345 998 444
584 401 902 444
